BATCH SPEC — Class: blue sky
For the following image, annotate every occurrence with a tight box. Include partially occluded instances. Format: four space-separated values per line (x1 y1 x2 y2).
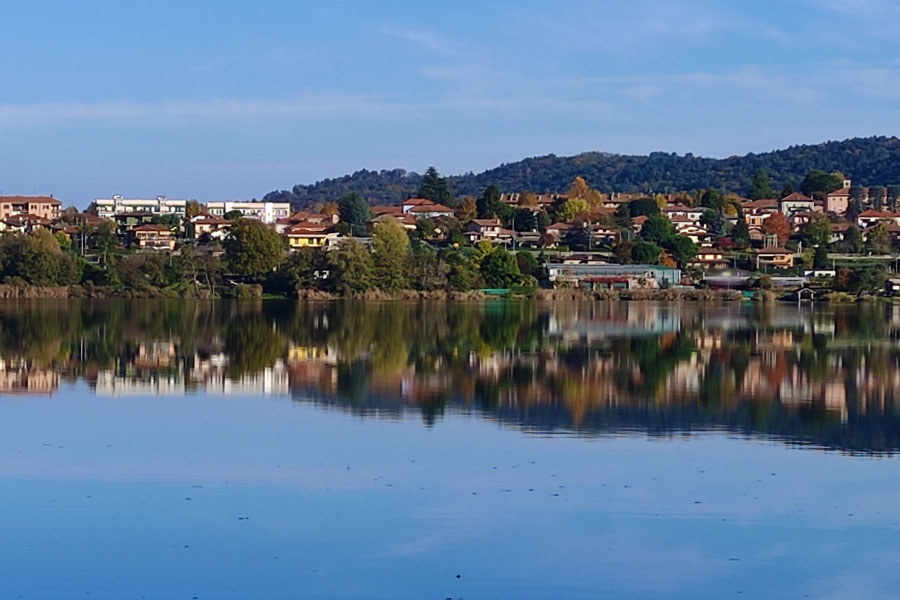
1 0 899 206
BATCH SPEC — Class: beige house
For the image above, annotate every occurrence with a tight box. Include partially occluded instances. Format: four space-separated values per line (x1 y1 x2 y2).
755 247 795 269
132 224 176 251
0 196 61 221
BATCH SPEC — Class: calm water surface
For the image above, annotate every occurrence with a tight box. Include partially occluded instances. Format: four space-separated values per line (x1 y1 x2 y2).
2 299 900 599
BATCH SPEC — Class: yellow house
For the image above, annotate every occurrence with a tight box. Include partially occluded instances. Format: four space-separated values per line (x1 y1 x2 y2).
285 223 339 249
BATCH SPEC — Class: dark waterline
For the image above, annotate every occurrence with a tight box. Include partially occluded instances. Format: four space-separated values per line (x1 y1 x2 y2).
1 299 900 598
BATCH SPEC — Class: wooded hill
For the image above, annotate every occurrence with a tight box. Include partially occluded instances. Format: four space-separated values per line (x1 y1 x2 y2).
264 136 900 208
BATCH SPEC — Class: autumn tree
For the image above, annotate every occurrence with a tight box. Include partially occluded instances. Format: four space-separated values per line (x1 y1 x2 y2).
566 176 604 208
556 197 590 223
185 200 203 218
762 213 790 245
455 196 477 223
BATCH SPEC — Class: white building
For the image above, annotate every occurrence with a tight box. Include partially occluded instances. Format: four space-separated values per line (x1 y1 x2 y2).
94 195 187 219
206 201 291 224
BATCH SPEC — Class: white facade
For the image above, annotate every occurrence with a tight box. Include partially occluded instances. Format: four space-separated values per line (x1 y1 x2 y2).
94 195 187 219
206 201 291 224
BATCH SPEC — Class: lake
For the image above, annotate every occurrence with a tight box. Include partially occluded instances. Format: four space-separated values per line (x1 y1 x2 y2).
2 299 900 599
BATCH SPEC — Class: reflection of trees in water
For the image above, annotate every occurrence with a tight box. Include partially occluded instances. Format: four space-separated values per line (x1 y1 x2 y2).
4 299 900 451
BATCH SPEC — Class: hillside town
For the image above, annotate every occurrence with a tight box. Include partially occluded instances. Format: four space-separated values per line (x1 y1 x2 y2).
3 167 900 298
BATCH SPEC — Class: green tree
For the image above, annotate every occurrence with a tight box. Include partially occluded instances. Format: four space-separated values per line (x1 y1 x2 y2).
444 248 479 291
418 167 453 206
628 198 660 217
870 187 886 211
224 210 244 220
843 225 863 254
339 192 371 237
372 219 410 292
613 241 634 264
614 203 631 228
224 219 284 278
865 221 891 255
800 169 843 198
480 247 522 288
813 244 829 269
631 241 661 264
803 212 831 247
700 209 726 237
663 235 698 269
275 247 327 293
327 239 375 294
749 169 774 200
640 215 675 245
731 219 751 249
477 185 504 219
700 189 724 212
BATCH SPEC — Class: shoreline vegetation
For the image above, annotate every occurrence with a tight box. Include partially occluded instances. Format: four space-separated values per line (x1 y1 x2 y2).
0 283 889 303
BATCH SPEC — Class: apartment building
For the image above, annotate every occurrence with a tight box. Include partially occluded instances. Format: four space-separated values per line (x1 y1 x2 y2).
94 195 187 219
205 201 290 224
0 195 61 220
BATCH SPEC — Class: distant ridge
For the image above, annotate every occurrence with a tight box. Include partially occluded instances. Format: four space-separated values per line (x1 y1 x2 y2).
264 136 900 208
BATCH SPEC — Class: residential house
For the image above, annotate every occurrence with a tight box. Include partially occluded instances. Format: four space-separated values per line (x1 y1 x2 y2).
826 188 851 214
206 201 290 224
192 215 232 240
132 224 176 251
780 192 816 216
547 262 682 289
754 247 795 269
407 202 455 219
466 219 504 241
368 213 417 231
94 195 186 219
829 222 851 244
691 249 729 270
0 214 52 233
284 223 339 249
857 209 900 229
0 196 62 221
742 199 779 228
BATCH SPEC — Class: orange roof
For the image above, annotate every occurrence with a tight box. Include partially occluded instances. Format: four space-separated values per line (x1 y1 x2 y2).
781 192 814 203
827 188 851 197
133 224 172 232
755 246 792 255
409 203 453 213
858 209 899 217
402 197 434 207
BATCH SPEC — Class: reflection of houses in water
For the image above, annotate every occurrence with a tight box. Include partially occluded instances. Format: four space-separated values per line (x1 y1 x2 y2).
0 357 59 395
208 361 290 396
133 341 177 369
94 371 185 397
547 304 682 342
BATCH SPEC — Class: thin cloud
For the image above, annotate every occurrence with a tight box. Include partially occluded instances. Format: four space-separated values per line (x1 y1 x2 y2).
0 96 414 126
375 26 467 56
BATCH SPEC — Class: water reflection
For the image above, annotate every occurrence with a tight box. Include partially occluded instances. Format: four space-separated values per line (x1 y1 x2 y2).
4 299 900 453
